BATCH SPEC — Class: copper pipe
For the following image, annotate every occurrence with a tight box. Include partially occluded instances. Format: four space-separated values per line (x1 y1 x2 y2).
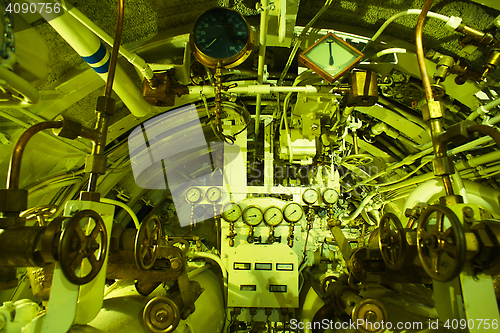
104 0 124 98
468 124 500 150
7 121 62 190
415 0 435 102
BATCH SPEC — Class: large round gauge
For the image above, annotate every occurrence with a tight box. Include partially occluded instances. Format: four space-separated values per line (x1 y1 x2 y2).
322 188 339 205
302 188 318 205
189 7 254 68
206 186 222 203
222 202 242 222
264 206 283 227
242 205 263 226
185 187 203 204
283 202 303 223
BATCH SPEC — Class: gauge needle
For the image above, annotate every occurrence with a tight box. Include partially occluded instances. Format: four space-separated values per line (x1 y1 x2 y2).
203 38 217 50
270 214 276 220
327 40 334 66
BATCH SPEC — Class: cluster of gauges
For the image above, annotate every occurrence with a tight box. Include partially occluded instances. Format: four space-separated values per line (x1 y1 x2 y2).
222 202 304 226
302 188 339 205
185 186 223 204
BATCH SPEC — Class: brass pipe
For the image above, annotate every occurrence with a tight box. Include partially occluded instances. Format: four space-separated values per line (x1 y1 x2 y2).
104 0 124 98
7 121 62 190
415 0 435 102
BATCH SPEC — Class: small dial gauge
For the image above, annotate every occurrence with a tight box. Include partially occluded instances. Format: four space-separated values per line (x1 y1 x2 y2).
322 188 339 205
264 206 284 227
242 205 263 226
302 188 318 205
185 187 203 204
283 202 304 223
206 186 222 203
222 202 242 222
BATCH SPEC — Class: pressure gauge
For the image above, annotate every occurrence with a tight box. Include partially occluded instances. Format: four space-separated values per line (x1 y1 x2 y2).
298 32 364 83
185 187 203 204
242 205 263 226
264 206 283 227
190 7 254 68
302 188 318 205
322 188 339 205
206 186 222 203
222 202 242 222
283 202 303 223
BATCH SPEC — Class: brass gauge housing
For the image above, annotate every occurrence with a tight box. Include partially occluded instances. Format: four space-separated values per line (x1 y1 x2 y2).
242 205 263 226
283 202 303 223
302 188 318 205
185 187 203 204
264 206 283 227
222 202 242 222
189 7 254 68
206 186 222 203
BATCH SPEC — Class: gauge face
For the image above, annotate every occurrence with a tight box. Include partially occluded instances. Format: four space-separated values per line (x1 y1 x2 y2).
242 205 263 226
190 7 253 68
264 206 284 227
222 202 242 222
302 188 318 205
322 188 339 205
298 32 364 83
283 202 303 223
206 186 222 203
185 187 203 204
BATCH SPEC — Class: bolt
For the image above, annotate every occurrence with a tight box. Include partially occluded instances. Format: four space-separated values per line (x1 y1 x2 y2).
86 239 100 253
169 257 182 271
311 124 319 131
463 207 474 219
364 310 377 323
155 310 168 323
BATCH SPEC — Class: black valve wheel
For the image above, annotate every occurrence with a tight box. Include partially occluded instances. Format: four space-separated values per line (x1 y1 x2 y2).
135 215 162 270
58 209 108 285
417 204 466 282
379 212 405 270
341 154 373 166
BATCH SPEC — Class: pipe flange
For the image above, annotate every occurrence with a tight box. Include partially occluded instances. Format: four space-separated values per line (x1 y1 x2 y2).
143 296 180 333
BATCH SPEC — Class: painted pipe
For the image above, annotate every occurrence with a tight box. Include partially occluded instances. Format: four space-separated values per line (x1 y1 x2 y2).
29 1 152 117
255 0 270 138
467 96 500 121
189 84 317 96
0 65 39 106
100 197 140 229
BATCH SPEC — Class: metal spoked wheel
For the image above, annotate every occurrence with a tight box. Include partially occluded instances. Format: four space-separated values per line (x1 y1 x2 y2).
135 215 162 270
379 213 405 270
417 204 466 282
20 204 58 226
341 154 373 166
58 209 107 285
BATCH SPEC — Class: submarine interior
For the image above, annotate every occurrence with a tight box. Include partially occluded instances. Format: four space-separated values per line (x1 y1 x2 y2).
1 0 500 332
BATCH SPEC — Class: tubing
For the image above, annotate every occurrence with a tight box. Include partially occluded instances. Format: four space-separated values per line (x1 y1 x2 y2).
415 0 436 102
32 2 152 117
340 192 378 223
467 96 500 121
64 4 153 80
7 121 62 189
255 0 270 138
0 65 39 106
467 124 500 150
100 197 140 229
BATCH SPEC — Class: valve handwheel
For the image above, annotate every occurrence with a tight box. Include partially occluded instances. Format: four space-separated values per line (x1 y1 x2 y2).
341 154 373 166
378 212 405 270
58 209 108 285
135 215 162 270
20 204 58 226
417 204 466 282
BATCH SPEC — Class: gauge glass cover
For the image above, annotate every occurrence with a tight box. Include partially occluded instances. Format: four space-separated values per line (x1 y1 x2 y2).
322 188 339 205
283 202 303 223
222 202 242 222
298 32 364 83
185 187 203 204
242 205 263 226
206 186 222 203
190 7 253 68
264 206 284 227
302 188 318 205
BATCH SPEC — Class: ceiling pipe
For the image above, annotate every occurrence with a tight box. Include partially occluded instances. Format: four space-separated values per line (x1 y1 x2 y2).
255 0 271 139
27 0 152 118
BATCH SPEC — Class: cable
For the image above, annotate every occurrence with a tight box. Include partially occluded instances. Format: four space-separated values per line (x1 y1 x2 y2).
100 197 140 229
